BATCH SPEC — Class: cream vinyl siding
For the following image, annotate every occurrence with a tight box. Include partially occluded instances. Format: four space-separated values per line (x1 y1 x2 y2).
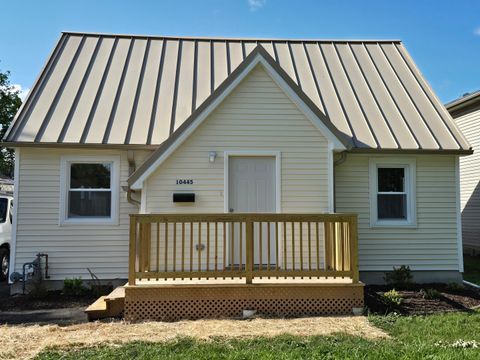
14 148 151 280
455 108 480 251
145 65 330 213
335 154 459 271
145 65 329 270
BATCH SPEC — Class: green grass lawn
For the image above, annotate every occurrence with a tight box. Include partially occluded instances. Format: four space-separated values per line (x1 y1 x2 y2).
464 255 480 285
35 311 480 360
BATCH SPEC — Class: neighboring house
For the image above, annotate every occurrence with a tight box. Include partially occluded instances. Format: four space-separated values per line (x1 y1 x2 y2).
1 32 472 318
447 91 480 254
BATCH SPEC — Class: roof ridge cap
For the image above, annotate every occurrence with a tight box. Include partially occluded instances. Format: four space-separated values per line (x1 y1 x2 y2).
61 31 403 43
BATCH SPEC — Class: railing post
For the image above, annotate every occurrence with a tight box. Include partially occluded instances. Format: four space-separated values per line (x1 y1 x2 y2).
350 215 359 283
245 219 254 284
129 215 137 286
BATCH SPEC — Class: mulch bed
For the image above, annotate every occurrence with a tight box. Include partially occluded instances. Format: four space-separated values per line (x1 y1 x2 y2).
365 283 480 315
0 290 99 311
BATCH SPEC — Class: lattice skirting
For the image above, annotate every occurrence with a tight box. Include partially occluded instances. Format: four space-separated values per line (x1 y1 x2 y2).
124 284 364 322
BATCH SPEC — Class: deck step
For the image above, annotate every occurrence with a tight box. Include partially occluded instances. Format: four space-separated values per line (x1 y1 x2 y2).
85 286 125 321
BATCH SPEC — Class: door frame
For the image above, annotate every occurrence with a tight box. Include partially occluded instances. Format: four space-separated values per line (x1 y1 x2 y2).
224 151 282 268
224 150 281 214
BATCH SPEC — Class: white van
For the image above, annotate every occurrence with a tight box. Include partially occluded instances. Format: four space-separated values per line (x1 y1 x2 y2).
0 195 13 281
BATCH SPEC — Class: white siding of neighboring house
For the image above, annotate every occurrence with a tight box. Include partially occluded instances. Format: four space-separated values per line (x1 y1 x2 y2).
454 108 480 252
13 148 151 280
335 154 460 271
144 65 330 270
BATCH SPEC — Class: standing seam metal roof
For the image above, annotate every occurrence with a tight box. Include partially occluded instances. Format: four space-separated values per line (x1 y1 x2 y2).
3 32 471 152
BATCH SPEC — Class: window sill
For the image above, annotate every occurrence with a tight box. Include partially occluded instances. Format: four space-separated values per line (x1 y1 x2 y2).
60 218 119 226
370 221 417 230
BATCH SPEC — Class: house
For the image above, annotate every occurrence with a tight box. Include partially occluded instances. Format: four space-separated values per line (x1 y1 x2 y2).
2 32 472 320
446 91 480 254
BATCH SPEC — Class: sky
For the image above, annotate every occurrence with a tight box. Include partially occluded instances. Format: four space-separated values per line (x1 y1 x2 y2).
0 0 479 103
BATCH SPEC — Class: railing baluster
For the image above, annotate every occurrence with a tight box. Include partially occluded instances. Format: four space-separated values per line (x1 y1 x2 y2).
332 222 337 272
223 222 226 274
351 216 359 283
324 221 331 271
267 222 271 273
173 222 176 274
338 222 345 271
206 222 210 274
230 222 234 279
198 222 202 274
275 222 279 277
190 222 193 279
239 222 243 272
164 222 168 276
291 222 295 271
342 222 348 271
128 215 136 285
300 222 303 272
145 223 152 271
346 222 351 271
258 222 263 272
316 222 320 272
308 222 312 272
246 220 253 284
283 222 287 276
138 223 143 273
156 222 160 275
215 222 218 273
181 222 185 273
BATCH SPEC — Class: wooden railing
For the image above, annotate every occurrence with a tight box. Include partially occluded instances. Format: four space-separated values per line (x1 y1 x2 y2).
128 213 359 285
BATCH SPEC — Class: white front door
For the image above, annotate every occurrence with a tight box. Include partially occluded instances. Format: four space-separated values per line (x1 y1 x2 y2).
228 156 276 266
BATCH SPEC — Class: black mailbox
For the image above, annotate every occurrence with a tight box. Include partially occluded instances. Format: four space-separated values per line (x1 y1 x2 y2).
173 193 195 203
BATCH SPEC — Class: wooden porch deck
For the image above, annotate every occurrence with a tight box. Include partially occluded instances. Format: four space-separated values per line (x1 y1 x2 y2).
124 213 364 322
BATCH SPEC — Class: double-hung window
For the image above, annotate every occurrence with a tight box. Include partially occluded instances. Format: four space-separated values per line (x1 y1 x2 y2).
60 156 119 225
369 158 416 227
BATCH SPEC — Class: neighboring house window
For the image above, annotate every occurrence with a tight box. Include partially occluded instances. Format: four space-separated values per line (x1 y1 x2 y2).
369 158 416 227
60 156 120 225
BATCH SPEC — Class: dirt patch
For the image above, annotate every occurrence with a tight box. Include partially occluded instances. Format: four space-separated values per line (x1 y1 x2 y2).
365 284 480 315
0 290 98 312
0 316 388 360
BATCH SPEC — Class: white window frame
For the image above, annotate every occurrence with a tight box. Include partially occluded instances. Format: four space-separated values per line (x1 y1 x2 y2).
60 155 120 226
369 158 416 228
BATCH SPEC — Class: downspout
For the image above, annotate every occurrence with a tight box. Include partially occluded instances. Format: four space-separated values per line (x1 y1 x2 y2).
332 152 347 212
125 150 140 206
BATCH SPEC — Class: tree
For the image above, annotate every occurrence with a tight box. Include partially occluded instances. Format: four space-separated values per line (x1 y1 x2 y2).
0 69 22 178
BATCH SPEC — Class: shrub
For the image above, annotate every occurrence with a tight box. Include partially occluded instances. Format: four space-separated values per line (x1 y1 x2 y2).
384 265 413 289
28 275 48 299
382 289 403 308
63 277 87 296
446 282 464 293
419 288 442 300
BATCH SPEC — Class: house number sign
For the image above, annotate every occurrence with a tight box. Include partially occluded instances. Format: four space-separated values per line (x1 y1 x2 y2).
176 179 194 185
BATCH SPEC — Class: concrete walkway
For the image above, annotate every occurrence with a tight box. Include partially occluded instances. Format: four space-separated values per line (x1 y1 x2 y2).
0 307 87 325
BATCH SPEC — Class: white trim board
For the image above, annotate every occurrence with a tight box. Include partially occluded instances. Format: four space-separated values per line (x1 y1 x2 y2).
8 148 20 284
368 157 417 228
130 53 345 190
328 142 334 213
59 155 121 226
455 156 464 272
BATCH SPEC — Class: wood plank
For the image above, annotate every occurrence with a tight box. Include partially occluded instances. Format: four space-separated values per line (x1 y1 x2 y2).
136 213 359 223
128 215 136 285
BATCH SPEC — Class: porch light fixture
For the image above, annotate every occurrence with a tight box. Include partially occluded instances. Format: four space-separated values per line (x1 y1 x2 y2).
209 151 217 163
